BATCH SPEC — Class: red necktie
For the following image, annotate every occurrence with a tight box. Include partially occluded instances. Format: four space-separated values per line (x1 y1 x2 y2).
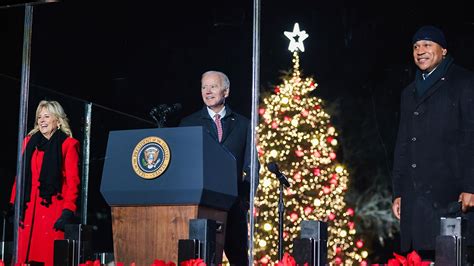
214 114 223 142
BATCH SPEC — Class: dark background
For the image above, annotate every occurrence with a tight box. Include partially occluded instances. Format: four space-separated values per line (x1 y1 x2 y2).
1 0 474 262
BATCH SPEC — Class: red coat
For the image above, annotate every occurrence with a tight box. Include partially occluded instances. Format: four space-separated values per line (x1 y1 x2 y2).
10 135 80 266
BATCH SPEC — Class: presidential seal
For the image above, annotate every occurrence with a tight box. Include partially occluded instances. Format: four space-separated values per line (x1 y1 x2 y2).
132 136 170 179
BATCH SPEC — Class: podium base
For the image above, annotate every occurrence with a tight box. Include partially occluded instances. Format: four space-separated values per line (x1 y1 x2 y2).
111 205 226 265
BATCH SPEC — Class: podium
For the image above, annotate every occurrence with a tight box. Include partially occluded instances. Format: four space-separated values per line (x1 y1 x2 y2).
100 126 238 265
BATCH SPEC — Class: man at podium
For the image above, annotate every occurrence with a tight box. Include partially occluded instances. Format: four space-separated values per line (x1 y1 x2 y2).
179 70 257 265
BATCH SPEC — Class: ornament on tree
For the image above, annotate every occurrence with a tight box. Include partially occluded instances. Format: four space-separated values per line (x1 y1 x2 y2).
254 22 367 265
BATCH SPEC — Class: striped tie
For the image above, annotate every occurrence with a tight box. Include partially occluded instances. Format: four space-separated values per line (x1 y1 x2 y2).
214 114 223 142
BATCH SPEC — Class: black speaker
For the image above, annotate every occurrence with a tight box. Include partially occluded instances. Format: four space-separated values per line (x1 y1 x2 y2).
298 220 328 266
300 220 328 241
54 239 76 266
188 219 217 265
293 238 314 265
64 224 93 264
435 217 467 266
178 239 200 264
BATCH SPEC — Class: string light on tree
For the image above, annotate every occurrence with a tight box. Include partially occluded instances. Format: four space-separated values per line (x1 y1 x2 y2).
254 22 367 265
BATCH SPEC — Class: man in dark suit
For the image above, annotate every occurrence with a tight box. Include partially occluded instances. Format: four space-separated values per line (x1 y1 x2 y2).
179 70 257 265
391 25 474 260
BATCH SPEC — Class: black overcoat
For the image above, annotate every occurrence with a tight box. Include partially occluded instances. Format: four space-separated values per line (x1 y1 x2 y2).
392 63 474 251
179 105 256 264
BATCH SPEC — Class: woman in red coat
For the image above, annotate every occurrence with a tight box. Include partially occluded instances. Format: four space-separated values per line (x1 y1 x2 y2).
10 100 80 266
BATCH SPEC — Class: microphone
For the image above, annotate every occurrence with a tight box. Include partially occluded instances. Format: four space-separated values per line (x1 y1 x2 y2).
150 103 182 116
267 162 291 187
162 103 182 114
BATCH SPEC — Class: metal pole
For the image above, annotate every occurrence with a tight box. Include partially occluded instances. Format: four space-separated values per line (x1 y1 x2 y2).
81 102 92 225
278 184 284 261
13 4 34 264
249 0 261 264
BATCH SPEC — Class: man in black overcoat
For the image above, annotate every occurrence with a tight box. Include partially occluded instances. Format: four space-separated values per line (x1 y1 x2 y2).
392 25 474 260
179 70 258 265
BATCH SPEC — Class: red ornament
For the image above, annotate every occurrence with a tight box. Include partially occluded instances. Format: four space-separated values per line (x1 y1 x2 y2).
348 221 355 229
313 168 320 176
304 206 313 215
346 208 355 216
356 240 364 248
290 212 298 221
335 247 342 253
329 152 336 160
301 109 309 117
323 186 331 194
328 213 336 220
360 260 368 266
259 108 266 115
327 137 333 143
284 116 291 122
313 151 321 157
334 257 342 265
257 146 265 156
271 121 278 129
293 172 301 182
295 150 304 157
274 87 280 94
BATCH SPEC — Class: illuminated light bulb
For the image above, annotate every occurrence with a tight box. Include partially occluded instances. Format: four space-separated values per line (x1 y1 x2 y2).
331 139 338 146
361 251 368 258
301 109 309 117
263 178 272 187
339 230 347 237
263 223 272 231
259 240 267 248
349 229 356 235
311 138 319 146
328 126 335 134
281 97 289 104
314 198 321 206
269 150 278 158
291 119 299 127
335 166 343 173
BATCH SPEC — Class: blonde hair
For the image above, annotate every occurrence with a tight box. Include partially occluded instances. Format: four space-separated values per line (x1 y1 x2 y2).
28 100 73 137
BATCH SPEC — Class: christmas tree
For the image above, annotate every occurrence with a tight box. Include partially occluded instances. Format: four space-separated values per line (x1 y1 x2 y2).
254 23 367 265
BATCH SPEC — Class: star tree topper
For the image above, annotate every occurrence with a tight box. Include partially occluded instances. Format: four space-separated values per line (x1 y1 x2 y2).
284 22 309 52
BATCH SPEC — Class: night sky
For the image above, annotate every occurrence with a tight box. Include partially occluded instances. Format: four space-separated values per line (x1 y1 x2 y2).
1 0 474 262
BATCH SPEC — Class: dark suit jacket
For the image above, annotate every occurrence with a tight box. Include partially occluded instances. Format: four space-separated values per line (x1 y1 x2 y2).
392 63 474 251
179 106 256 203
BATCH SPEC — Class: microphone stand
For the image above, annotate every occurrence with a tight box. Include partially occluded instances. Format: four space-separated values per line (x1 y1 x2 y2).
278 181 285 261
